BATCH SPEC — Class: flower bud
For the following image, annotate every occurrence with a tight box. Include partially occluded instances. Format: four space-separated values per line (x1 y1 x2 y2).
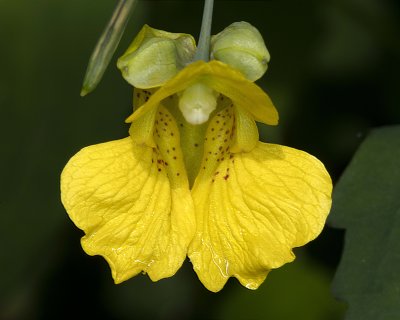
211 21 270 81
117 25 196 88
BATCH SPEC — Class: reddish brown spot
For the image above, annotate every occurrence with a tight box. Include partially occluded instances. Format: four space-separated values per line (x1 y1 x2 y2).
223 174 229 180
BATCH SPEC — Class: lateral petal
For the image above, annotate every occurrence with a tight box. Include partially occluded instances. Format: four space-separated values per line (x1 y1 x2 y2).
188 142 332 292
61 134 195 283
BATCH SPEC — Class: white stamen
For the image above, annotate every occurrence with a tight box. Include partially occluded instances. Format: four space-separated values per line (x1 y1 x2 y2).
179 83 218 125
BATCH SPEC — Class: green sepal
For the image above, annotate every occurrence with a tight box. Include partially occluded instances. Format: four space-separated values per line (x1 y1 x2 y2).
117 25 196 88
211 21 270 81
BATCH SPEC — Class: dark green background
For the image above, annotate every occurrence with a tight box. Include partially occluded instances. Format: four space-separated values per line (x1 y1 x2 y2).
1 1 399 319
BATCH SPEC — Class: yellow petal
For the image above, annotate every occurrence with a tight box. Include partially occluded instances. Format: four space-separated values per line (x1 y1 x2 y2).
128 89 158 148
125 60 278 126
161 93 209 186
188 142 332 292
61 114 195 283
132 88 156 109
230 105 259 153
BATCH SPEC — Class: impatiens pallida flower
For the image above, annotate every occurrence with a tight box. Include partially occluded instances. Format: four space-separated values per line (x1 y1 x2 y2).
61 23 332 292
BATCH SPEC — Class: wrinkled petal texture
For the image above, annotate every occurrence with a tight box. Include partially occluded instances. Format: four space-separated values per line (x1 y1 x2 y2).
126 60 278 126
189 138 332 292
61 130 195 283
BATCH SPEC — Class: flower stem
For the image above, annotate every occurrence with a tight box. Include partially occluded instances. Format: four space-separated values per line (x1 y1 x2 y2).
80 0 137 96
193 0 214 62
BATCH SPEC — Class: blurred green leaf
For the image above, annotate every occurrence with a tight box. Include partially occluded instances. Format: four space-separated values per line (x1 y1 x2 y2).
329 125 400 319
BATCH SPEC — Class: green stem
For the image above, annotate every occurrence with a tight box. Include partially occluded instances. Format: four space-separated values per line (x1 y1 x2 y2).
193 0 214 62
81 0 137 96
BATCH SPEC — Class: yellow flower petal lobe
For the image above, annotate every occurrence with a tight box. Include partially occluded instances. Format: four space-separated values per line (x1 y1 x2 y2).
188 138 332 292
152 105 190 189
197 104 235 179
125 61 278 126
61 111 195 283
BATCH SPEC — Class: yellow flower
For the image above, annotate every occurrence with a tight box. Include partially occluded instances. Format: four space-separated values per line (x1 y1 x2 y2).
61 26 332 293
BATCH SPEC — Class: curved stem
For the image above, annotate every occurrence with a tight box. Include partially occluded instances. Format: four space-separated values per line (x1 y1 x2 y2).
81 0 137 96
193 0 214 62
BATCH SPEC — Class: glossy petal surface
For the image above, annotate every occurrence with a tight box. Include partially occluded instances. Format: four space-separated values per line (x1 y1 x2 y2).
188 140 332 292
61 131 195 283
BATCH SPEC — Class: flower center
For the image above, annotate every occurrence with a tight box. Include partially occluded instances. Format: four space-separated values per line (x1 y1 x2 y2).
178 82 219 125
